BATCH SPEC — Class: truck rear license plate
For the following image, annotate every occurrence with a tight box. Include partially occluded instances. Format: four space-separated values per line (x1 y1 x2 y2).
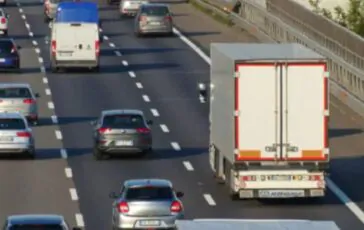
115 140 133 146
258 190 305 198
139 220 160 226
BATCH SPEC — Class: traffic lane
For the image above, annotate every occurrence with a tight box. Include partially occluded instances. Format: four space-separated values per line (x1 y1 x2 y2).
0 3 80 225
45 52 212 229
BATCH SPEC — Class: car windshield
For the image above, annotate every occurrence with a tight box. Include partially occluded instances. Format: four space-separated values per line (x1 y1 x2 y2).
126 186 174 200
142 6 169 16
0 40 14 54
0 88 32 98
0 119 25 130
102 114 145 129
9 225 64 230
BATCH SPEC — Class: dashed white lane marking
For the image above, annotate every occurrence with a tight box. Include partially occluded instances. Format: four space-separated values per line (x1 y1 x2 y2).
45 88 51 95
43 77 48 83
115 51 122 56
60 149 68 159
21 15 26 20
55 130 63 140
109 43 115 48
69 188 79 201
171 142 181 151
99 28 103 32
142 95 150 102
183 161 194 171
150 108 160 117
19 8 23 13
136 82 143 89
65 167 73 178
128 71 136 78
35 48 40 54
75 214 85 227
25 23 30 29
40 67 46 73
122 60 129 66
48 101 54 109
160 124 169 133
203 194 216 206
51 115 58 124
32 40 37 46
29 32 34 37
103 35 109 40
38 57 43 63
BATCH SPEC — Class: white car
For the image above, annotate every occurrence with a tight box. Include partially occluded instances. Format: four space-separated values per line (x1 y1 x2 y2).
0 8 9 36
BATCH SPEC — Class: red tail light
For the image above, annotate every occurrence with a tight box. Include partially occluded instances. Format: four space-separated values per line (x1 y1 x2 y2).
309 175 323 181
11 46 17 54
164 16 172 21
95 40 100 56
117 201 129 213
139 16 147 22
98 127 111 133
23 99 35 104
51 40 56 56
136 127 150 133
1 18 6 24
17 132 31 137
170 201 182 213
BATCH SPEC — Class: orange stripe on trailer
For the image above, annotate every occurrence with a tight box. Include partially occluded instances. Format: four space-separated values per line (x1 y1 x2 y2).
238 150 261 158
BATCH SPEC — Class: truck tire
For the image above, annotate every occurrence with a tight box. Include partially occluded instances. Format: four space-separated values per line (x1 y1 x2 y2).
224 159 239 200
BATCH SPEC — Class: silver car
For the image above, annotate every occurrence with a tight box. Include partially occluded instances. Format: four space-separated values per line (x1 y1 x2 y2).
0 112 35 158
91 109 153 160
120 0 149 17
134 3 173 37
0 83 40 125
109 179 185 229
4 214 81 230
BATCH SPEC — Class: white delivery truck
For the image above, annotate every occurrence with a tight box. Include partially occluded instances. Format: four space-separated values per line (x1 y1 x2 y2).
198 43 330 199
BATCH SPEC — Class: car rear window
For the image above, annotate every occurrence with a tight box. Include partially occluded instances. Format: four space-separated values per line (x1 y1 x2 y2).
102 114 145 129
141 6 169 16
0 88 32 98
126 186 173 200
0 119 26 130
0 40 14 54
9 225 65 230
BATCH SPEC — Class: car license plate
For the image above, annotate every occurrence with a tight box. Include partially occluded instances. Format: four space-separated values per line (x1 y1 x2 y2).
0 58 5 62
115 140 133 146
149 21 160 25
0 136 13 142
268 175 292 181
59 52 72 57
258 190 305 198
139 220 160 226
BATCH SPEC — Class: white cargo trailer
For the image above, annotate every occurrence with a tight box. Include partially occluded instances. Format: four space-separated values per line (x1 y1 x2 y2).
200 43 330 199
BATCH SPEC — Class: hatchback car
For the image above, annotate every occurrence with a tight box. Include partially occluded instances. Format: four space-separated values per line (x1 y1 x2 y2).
0 112 35 158
119 0 149 17
109 179 185 229
134 3 173 37
0 8 9 36
0 38 21 71
91 109 153 160
0 83 40 125
3 214 82 230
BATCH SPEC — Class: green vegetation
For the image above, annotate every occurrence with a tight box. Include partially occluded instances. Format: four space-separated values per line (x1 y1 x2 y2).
309 0 364 36
189 0 234 27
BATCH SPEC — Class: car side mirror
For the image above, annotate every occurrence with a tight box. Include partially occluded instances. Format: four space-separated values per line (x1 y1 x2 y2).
176 191 184 198
147 120 153 125
17 45 21 50
109 192 119 199
34 93 40 98
90 120 96 126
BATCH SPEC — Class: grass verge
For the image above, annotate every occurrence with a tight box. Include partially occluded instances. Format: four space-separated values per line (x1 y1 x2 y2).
189 0 234 27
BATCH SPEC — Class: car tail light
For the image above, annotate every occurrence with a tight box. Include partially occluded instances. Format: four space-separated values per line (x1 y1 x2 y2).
1 17 6 24
309 175 323 181
164 16 172 21
241 176 256 181
117 201 129 213
23 99 35 104
51 40 56 56
170 200 182 213
98 127 111 133
11 45 17 54
95 40 100 56
17 131 31 137
136 127 150 133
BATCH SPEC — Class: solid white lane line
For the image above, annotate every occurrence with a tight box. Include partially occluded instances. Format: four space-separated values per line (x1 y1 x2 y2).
45 88 51 95
142 95 150 102
69 188 79 201
75 214 85 227
135 82 143 89
122 60 129 66
109 43 115 48
51 115 58 124
48 101 54 109
115 51 122 56
55 130 63 140
128 71 136 78
171 142 181 151
183 161 194 171
65 168 73 178
203 194 216 206
60 149 68 159
160 124 169 133
150 108 160 117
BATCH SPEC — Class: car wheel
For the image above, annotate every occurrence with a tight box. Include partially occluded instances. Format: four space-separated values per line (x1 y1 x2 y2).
93 147 105 160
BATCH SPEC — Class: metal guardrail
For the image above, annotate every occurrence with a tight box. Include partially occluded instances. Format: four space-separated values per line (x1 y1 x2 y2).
190 0 364 117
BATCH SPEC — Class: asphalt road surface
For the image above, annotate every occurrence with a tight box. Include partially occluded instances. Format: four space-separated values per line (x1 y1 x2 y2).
0 0 363 229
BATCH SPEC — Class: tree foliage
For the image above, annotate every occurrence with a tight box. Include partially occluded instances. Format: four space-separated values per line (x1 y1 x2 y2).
309 0 364 36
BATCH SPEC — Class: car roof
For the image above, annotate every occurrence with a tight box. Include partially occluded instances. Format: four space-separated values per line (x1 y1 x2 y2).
142 3 169 8
0 83 31 89
102 109 144 117
124 179 173 188
7 215 64 225
0 112 26 119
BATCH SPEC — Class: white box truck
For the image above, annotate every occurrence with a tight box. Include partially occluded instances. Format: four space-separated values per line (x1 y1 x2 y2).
198 43 330 199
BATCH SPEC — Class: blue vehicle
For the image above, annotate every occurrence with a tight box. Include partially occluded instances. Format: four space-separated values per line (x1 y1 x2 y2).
0 38 21 72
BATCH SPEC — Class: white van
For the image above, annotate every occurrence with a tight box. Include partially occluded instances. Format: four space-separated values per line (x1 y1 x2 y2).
50 22 100 72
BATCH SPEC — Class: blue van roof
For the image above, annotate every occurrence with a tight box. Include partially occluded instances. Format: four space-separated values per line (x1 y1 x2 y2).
55 2 99 23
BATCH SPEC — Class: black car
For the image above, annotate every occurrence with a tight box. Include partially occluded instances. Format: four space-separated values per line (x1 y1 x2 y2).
3 214 82 230
0 38 21 72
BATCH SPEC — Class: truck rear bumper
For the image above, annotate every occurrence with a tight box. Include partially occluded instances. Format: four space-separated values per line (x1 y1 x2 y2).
237 188 325 199
52 59 99 68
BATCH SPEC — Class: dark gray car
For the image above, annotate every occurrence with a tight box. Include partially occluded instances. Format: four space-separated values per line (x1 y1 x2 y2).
91 109 153 160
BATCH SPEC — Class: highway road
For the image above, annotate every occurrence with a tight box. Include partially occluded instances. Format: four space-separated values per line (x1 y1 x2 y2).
1 0 364 229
